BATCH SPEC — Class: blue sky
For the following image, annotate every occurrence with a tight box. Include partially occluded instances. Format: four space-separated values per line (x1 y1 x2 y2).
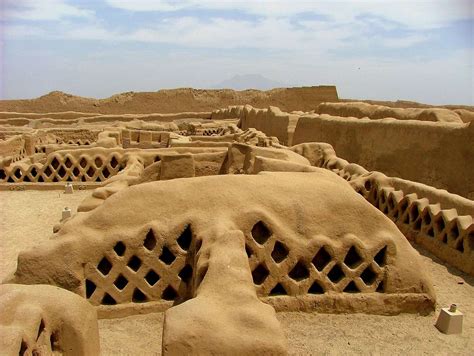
1 0 473 104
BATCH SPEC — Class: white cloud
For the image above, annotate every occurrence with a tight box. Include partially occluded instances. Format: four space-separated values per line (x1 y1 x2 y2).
3 15 429 52
3 0 94 21
105 0 474 29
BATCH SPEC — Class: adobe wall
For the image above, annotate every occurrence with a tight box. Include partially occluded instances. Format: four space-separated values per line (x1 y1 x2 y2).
292 116 474 199
316 102 463 123
212 105 299 145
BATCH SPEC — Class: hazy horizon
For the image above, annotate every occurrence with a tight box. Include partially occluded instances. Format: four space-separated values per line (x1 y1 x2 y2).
1 0 473 105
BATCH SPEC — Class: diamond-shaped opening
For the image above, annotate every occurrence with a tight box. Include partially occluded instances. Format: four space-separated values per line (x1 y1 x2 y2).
79 157 88 168
399 199 408 212
102 167 110 178
159 246 176 265
360 265 377 285
30 167 38 177
288 261 310 281
57 166 67 178
364 179 372 192
441 233 448 244
427 227 435 237
110 156 119 168
312 246 331 271
409 204 420 223
64 157 73 168
114 274 128 290
423 211 432 225
245 244 253 257
101 293 116 305
269 283 287 296
87 167 95 177
387 194 396 210
145 269 160 286
95 157 103 168
162 285 177 301
178 264 193 283
344 246 363 269
113 241 126 256
44 166 53 177
327 264 345 283
97 257 112 276
14 168 22 179
72 167 80 177
308 281 325 294
252 264 269 285
271 241 289 263
251 221 271 245
51 157 60 170
85 279 96 298
143 229 157 251
343 280 360 293
127 255 142 272
435 216 445 232
132 288 148 303
373 246 387 267
376 280 385 293
177 225 192 251
448 224 459 240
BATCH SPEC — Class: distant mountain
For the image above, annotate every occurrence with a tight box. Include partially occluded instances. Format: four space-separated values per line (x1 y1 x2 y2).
211 74 287 90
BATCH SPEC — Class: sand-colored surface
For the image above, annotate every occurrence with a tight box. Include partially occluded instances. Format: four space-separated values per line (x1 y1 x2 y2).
0 87 338 114
1 189 472 355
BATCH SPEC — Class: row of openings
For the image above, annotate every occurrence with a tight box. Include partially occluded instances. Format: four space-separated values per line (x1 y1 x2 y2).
1 166 113 182
250 245 387 290
372 188 467 254
88 225 195 305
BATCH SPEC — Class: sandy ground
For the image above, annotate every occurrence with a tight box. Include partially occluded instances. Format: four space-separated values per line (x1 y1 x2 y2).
1 190 472 355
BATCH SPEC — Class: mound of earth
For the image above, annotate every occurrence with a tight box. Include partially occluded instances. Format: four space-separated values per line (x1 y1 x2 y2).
0 87 339 114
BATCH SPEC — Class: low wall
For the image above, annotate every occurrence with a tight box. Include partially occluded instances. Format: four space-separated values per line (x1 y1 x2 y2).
292 115 474 199
0 136 26 163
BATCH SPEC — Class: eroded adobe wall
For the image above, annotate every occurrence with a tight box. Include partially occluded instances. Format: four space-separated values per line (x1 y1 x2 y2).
316 102 463 123
292 116 474 199
212 106 299 145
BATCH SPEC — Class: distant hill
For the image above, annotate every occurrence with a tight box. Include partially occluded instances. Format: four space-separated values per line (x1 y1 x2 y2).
211 74 288 90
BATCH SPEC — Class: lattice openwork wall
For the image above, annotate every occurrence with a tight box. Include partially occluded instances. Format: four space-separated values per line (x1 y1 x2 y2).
361 180 473 264
245 221 389 296
84 226 194 306
312 149 473 275
0 152 125 183
83 220 390 309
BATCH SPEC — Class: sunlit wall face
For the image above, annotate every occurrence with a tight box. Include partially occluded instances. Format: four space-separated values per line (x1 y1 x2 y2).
1 0 472 105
